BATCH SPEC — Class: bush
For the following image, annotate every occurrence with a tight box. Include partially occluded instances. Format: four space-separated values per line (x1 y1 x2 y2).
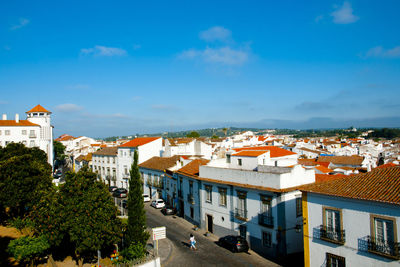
8 235 50 265
121 243 147 261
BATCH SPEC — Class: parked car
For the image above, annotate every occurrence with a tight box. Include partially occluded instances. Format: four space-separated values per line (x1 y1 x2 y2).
112 188 127 198
217 236 249 253
151 199 165 209
143 194 151 202
161 205 177 215
109 186 118 192
122 200 127 209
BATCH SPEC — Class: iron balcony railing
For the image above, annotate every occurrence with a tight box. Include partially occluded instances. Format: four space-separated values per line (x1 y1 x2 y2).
258 213 274 227
319 225 345 245
365 236 400 259
235 208 248 221
187 194 195 204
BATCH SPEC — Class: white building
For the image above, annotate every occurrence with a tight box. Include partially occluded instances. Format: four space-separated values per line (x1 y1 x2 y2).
301 166 400 267
0 104 53 167
176 146 315 259
117 137 163 188
163 138 213 159
92 147 118 185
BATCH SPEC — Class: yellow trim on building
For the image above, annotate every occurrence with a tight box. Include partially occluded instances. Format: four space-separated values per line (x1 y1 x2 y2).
302 192 310 267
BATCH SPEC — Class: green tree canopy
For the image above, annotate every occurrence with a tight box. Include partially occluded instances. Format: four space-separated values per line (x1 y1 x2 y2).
186 131 200 138
0 143 52 217
8 235 50 266
53 141 66 161
59 167 122 263
124 150 149 259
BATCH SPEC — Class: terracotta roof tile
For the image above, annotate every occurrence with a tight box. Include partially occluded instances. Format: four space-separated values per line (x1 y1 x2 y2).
139 156 181 172
120 137 161 148
317 155 364 166
0 120 39 127
314 165 333 174
26 104 51 113
177 159 210 176
233 146 296 158
301 166 400 205
232 150 268 157
93 147 118 156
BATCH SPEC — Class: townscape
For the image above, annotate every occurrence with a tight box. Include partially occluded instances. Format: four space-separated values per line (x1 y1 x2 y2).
0 105 399 266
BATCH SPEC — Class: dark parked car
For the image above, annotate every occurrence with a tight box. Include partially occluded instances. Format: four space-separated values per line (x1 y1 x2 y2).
112 188 127 198
217 235 249 253
161 205 177 215
109 186 118 192
53 169 62 178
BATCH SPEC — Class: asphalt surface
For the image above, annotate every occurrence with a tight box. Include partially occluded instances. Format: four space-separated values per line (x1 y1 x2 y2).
145 203 281 267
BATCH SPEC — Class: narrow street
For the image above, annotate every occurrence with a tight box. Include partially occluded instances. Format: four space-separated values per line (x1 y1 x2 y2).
145 203 281 267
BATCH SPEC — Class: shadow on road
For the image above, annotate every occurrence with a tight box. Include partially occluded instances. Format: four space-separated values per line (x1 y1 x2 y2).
181 241 191 248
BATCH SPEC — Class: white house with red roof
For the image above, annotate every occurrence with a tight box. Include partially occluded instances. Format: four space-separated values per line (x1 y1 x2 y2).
117 137 162 188
191 146 315 259
0 104 53 167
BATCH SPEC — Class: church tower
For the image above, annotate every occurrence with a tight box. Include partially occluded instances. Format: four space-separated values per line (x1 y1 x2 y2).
26 105 54 166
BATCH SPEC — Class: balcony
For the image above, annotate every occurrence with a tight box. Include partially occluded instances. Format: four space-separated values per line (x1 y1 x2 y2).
146 179 164 189
258 213 274 227
187 194 195 204
359 236 400 259
235 208 248 221
319 225 345 245
29 133 36 138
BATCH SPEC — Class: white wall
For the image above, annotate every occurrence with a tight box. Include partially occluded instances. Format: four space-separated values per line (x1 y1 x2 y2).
306 193 400 267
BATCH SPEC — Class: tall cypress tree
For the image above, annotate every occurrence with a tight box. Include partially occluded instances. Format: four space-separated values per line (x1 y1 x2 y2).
125 150 149 249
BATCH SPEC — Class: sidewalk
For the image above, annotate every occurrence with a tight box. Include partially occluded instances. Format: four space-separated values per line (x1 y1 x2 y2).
146 227 174 265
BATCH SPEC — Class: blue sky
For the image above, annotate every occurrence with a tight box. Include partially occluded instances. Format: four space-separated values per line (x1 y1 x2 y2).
1 1 399 138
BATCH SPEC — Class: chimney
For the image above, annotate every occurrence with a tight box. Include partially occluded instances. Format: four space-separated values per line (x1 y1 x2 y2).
2 114 6 120
15 114 19 123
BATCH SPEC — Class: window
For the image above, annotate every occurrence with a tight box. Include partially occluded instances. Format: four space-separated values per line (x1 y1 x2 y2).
260 195 272 215
190 207 194 218
326 253 345 267
189 181 193 195
113 158 115 164
29 140 35 147
0 130 2 135
239 225 246 238
5 130 10 135
370 215 397 256
226 154 231 163
262 232 272 247
238 158 242 166
124 165 128 175
107 157 110 163
205 185 212 203
218 187 227 207
22 130 27 135
322 207 344 244
236 191 247 219
296 197 302 217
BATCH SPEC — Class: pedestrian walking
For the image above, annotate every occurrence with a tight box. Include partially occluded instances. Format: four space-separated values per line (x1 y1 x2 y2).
190 234 197 250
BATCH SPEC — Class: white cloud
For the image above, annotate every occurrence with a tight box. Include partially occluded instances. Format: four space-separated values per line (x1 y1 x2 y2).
364 46 400 59
55 103 84 112
331 2 359 24
179 46 249 66
199 26 231 42
81 45 127 56
10 18 30 30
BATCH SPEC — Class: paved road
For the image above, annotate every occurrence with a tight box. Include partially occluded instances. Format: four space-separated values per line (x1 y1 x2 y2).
145 204 280 267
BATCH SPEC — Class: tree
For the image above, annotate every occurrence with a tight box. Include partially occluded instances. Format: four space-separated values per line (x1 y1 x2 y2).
53 141 67 169
59 167 122 266
8 235 50 267
186 131 200 138
124 150 149 259
0 143 52 218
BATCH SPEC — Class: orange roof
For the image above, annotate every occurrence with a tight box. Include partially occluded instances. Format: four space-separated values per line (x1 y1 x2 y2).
301 166 400 205
26 104 51 113
232 150 268 157
315 174 348 183
233 146 296 158
258 136 267 142
0 120 39 127
55 135 75 141
120 137 161 148
177 159 210 176
376 163 398 169
314 165 333 174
